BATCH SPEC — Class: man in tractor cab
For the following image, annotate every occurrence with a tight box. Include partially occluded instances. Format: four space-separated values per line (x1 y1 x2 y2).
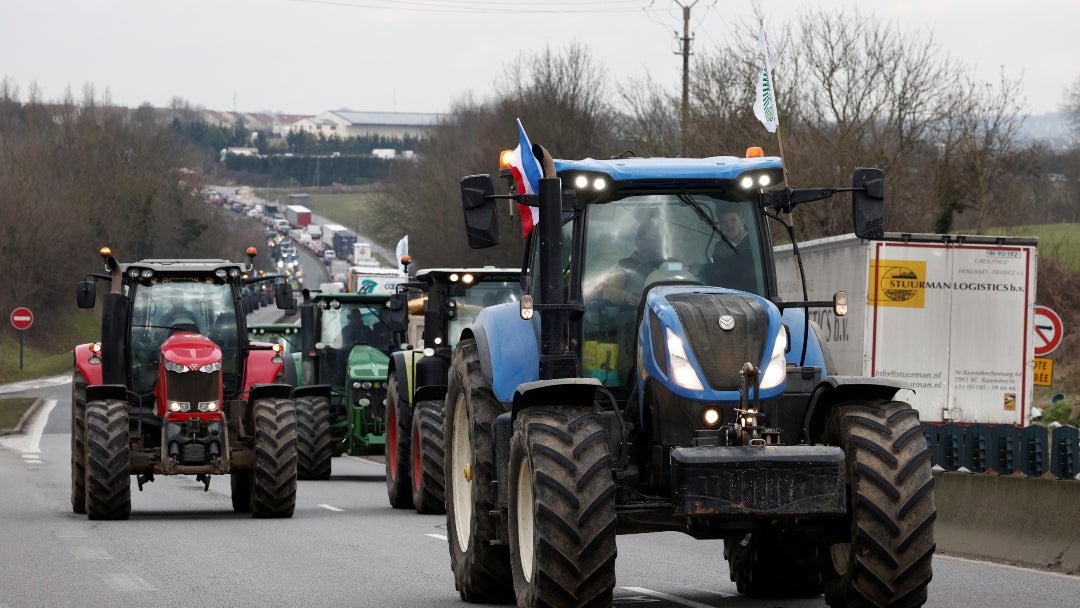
700 209 756 292
602 221 666 308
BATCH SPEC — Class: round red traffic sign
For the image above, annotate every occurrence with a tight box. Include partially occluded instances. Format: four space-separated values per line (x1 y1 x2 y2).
1033 305 1063 357
10 307 33 331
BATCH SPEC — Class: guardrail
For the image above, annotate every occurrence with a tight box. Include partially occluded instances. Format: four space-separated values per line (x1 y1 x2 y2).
923 422 1079 479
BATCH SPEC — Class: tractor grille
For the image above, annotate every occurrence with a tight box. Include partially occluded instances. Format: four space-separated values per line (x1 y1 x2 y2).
165 368 220 405
181 442 208 465
666 293 768 391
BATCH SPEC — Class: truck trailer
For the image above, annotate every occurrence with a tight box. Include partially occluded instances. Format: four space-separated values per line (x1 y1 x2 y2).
285 204 312 228
774 232 1037 425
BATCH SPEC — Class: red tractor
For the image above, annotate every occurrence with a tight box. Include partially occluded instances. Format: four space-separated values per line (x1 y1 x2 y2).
72 247 299 519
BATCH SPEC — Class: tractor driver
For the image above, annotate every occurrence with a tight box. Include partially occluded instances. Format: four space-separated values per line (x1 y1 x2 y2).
602 221 665 308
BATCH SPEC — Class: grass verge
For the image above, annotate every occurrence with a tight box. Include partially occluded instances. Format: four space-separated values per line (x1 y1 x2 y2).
0 397 36 434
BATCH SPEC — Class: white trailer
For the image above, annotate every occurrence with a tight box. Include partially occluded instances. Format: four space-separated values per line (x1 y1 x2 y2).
774 232 1037 425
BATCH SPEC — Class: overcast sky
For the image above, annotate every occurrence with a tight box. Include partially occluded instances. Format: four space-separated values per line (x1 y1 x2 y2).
3 0 1077 117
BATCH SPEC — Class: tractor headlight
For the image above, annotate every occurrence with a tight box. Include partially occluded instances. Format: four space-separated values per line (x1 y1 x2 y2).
666 328 704 391
358 398 371 407
759 328 789 390
198 401 219 412
169 401 191 412
199 361 221 373
164 360 190 374
361 381 373 390
352 381 361 389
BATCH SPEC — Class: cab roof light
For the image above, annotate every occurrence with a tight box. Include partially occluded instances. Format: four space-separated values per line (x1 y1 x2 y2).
745 146 764 158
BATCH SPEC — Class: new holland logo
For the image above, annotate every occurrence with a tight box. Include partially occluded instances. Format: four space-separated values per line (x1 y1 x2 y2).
871 260 927 308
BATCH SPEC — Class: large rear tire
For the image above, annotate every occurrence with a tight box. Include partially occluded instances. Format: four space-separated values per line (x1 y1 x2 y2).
508 406 616 608
84 398 131 520
444 339 513 602
724 529 822 598
70 370 87 514
820 400 936 608
251 397 298 518
410 400 445 514
295 395 332 480
385 371 413 509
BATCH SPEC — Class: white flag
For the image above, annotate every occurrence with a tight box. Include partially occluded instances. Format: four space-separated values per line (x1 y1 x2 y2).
753 28 779 133
396 235 409 276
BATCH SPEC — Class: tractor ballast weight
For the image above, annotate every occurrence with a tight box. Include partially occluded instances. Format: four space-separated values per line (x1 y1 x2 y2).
71 247 298 520
446 150 935 608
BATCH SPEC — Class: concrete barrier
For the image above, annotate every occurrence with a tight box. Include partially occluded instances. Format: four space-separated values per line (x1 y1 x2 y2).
934 471 1080 572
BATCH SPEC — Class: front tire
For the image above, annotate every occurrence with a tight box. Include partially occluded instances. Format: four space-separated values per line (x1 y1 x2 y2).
444 339 513 602
724 529 821 598
820 400 935 608
295 395 332 480
508 406 616 608
70 370 88 514
251 397 298 518
385 371 413 509
410 400 445 514
84 398 131 520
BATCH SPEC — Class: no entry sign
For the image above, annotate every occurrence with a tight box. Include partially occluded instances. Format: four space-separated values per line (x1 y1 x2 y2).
1033 305 1063 357
10 307 33 331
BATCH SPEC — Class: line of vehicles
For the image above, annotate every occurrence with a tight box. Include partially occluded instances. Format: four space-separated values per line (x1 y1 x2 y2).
70 131 1041 607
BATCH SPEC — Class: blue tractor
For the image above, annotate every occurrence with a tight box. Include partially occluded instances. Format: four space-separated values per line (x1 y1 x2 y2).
444 147 935 607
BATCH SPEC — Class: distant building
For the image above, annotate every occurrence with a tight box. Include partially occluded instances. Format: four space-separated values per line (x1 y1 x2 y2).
291 110 443 140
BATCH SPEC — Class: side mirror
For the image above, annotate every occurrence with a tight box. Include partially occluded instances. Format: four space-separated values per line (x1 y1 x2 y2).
275 283 295 309
77 281 97 309
460 174 500 249
852 167 885 239
388 294 409 332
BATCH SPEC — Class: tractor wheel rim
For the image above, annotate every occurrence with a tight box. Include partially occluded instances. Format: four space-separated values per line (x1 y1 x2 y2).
452 394 472 551
830 542 851 576
516 456 535 583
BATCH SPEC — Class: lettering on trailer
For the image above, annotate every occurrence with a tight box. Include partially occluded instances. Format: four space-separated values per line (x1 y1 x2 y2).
871 258 1026 309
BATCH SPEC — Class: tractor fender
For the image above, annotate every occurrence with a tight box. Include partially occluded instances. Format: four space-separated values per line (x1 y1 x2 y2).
388 350 419 408
291 383 331 400
85 384 128 404
802 376 910 442
73 344 103 386
779 308 833 371
248 383 294 403
465 302 539 404
510 378 604 418
244 350 284 394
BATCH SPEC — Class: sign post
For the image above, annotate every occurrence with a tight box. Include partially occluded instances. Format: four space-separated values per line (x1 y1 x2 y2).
10 307 34 370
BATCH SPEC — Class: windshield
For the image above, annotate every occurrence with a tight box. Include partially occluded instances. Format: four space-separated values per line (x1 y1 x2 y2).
581 193 763 386
321 301 395 354
447 281 520 347
130 279 238 395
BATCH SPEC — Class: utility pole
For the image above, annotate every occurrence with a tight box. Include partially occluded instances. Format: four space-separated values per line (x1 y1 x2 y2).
675 0 699 156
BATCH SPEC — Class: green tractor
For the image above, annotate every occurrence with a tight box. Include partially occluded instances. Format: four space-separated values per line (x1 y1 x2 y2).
384 268 521 513
290 290 409 479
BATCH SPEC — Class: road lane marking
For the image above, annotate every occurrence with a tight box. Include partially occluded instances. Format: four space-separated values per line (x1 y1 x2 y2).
0 399 56 460
317 504 345 512
0 374 70 395
937 554 1080 580
426 533 448 541
106 573 156 592
71 547 113 560
620 587 714 608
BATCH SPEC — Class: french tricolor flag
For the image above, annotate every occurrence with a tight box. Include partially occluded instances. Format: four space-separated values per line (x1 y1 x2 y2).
509 119 542 238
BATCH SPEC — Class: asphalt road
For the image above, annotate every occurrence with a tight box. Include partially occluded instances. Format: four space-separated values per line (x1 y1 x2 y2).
1 378 1078 608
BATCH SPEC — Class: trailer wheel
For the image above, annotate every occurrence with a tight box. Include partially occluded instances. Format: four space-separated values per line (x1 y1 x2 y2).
385 371 413 509
295 395 332 480
251 397 298 518
724 529 822 598
230 472 253 513
410 400 445 514
84 398 131 520
70 370 88 514
820 400 935 608
509 406 616 607
444 339 513 602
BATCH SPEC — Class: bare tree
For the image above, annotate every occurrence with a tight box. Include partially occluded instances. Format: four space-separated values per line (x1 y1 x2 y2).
1065 72 1080 139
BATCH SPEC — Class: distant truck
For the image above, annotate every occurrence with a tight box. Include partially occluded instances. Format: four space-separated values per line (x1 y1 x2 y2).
351 242 372 264
774 232 1038 425
287 193 311 208
285 204 311 228
347 266 405 295
323 223 358 259
306 223 323 241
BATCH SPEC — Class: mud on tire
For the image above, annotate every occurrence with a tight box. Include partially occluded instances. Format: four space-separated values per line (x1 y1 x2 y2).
295 395 333 480
508 406 616 608
84 398 131 520
385 372 413 509
251 397 298 518
410 400 445 514
444 339 513 602
820 400 936 608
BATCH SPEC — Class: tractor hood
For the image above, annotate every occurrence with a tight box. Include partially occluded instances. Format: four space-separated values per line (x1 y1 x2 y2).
346 345 390 381
161 331 222 369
